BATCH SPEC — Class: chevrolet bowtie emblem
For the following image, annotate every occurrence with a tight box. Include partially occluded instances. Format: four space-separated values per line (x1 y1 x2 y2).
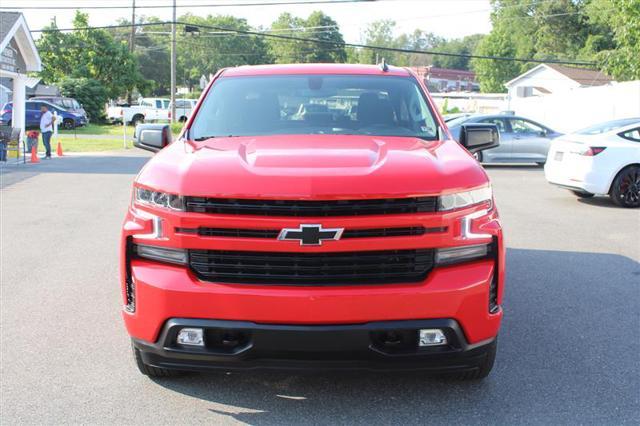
278 224 344 246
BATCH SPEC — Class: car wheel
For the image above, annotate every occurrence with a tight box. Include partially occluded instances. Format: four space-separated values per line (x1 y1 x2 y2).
571 190 594 198
473 151 483 163
62 119 75 130
610 165 640 208
179 116 188 123
132 341 182 378
132 115 144 126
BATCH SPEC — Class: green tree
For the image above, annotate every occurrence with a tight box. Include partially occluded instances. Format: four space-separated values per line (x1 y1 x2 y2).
36 11 149 99
267 11 347 64
58 77 108 121
359 20 398 64
594 0 640 80
432 34 484 70
176 14 271 87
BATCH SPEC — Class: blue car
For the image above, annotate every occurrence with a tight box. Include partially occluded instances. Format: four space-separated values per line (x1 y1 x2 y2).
0 100 88 130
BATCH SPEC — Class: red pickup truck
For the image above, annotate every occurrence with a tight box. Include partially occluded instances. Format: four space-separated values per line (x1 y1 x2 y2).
122 63 504 379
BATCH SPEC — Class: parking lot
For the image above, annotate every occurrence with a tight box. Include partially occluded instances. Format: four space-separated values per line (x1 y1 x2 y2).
1 151 639 424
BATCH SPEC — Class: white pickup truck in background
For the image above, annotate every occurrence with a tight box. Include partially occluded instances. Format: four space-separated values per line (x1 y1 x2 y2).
106 98 169 125
143 99 197 123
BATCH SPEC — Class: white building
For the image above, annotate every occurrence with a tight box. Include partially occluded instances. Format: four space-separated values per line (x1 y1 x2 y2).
503 63 640 133
0 12 42 141
505 63 612 101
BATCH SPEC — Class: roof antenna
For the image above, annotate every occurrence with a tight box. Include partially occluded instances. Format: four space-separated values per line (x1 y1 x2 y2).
379 58 388 72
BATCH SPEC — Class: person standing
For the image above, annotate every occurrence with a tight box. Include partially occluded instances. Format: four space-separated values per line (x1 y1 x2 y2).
39 104 54 159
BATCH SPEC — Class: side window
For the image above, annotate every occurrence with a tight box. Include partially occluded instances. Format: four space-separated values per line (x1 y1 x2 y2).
620 128 640 142
155 100 163 109
479 118 507 133
510 119 544 135
163 100 170 109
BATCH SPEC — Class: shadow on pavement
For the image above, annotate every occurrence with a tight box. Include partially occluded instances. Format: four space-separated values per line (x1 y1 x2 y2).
0 154 150 189
150 248 640 424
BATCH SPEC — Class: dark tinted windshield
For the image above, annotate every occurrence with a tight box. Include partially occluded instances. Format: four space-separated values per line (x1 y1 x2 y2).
190 75 438 139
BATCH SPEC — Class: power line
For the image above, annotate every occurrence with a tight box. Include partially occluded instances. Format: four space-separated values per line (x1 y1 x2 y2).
31 21 597 67
1 0 385 10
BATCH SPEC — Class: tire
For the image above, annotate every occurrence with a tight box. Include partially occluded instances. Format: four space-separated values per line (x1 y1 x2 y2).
473 151 483 163
443 338 497 381
610 165 640 208
131 114 145 126
571 190 594 198
62 119 75 130
132 342 181 378
179 116 188 123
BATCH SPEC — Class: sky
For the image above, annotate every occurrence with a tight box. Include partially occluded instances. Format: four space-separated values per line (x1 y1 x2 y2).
6 0 493 42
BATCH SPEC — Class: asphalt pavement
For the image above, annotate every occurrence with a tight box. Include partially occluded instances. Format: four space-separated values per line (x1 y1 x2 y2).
1 152 639 425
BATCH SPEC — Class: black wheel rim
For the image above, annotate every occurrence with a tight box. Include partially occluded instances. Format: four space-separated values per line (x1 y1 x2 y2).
618 169 640 205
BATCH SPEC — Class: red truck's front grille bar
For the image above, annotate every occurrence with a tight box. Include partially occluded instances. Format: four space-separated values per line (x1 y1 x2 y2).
184 196 438 216
189 248 435 285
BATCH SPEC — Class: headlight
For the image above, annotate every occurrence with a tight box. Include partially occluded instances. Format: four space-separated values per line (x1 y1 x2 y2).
135 244 187 265
438 186 492 211
435 243 491 266
134 187 185 211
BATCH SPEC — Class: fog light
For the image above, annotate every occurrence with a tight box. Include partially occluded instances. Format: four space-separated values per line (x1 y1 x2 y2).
419 329 447 346
177 328 204 346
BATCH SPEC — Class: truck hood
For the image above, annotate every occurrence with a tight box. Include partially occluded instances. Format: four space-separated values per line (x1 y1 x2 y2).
136 135 488 198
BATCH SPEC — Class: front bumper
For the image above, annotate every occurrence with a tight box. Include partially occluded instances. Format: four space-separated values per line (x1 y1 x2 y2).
133 318 496 372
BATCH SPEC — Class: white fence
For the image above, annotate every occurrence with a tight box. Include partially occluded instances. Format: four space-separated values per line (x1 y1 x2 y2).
431 93 507 114
508 81 640 133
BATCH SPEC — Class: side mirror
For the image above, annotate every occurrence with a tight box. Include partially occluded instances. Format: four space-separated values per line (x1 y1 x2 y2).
459 123 500 153
134 123 171 153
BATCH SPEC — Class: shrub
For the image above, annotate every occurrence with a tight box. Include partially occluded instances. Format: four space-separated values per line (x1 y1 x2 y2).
58 77 108 122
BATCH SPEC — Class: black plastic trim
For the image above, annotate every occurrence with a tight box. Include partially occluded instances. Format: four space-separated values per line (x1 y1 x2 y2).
132 318 496 372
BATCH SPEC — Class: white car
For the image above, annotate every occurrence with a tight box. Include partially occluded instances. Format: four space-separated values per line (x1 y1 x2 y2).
106 98 169 125
545 118 640 208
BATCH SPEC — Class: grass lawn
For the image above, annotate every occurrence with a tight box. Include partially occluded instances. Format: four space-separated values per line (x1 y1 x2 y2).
58 122 185 137
55 136 132 152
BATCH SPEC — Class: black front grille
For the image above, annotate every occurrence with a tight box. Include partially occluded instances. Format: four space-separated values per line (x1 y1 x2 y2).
176 226 446 239
189 249 435 285
184 197 437 216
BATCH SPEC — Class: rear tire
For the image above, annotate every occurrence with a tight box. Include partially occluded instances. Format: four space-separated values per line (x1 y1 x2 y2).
442 338 497 380
571 190 594 198
610 165 640 208
62 119 75 130
132 342 181 377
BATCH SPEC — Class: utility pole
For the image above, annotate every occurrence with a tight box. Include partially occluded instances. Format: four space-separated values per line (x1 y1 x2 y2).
170 0 177 123
129 0 136 54
127 0 135 105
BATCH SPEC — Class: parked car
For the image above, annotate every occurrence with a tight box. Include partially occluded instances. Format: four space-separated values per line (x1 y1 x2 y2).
124 64 504 379
545 118 640 207
144 99 197 123
30 96 88 123
106 98 169 126
0 100 87 129
448 114 562 165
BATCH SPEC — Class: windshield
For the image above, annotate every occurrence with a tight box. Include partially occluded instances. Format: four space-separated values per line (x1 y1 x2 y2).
576 118 640 135
190 75 438 140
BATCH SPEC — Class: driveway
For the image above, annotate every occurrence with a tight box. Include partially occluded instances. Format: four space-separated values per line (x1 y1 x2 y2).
1 154 638 424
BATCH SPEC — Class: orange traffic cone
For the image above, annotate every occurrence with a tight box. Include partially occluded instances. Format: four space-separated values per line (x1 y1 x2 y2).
56 141 64 157
30 146 40 163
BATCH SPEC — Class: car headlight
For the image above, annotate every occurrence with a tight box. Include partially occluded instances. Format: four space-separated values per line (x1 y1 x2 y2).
134 244 187 265
134 187 185 211
438 186 492 211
